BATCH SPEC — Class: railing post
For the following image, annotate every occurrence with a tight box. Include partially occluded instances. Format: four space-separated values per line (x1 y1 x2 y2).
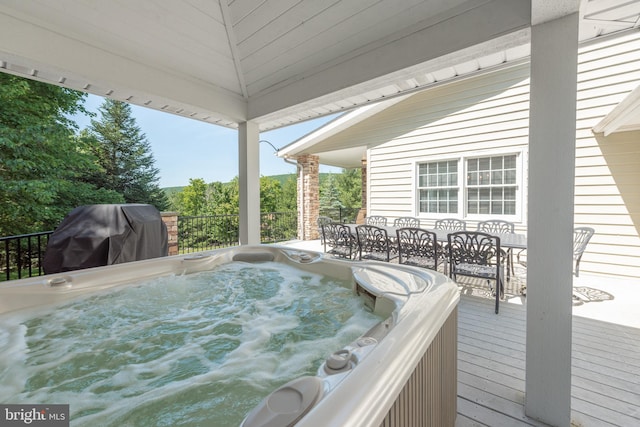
4 240 9 281
16 240 22 280
27 236 32 277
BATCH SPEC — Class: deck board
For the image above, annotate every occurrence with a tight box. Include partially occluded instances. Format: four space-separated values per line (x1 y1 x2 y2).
457 395 541 427
457 295 640 427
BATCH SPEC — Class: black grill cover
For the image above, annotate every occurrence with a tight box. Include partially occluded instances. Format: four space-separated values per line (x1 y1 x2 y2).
43 204 168 274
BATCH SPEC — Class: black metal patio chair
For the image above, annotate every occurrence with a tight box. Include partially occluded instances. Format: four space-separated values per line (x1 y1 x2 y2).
396 227 440 271
365 215 388 226
516 226 595 278
435 218 466 230
477 219 516 280
448 231 504 314
322 223 356 259
477 219 514 234
317 215 333 243
573 227 595 277
393 217 420 228
356 224 395 262
434 218 467 272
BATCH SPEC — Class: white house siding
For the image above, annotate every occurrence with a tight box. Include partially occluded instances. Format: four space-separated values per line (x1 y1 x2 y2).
365 30 640 278
574 32 640 279
366 63 532 228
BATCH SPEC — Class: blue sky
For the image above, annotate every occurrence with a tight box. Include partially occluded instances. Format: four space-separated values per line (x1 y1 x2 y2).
75 94 341 188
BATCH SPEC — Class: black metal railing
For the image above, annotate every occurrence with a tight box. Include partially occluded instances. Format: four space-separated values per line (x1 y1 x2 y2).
0 211 298 281
319 206 360 223
178 214 240 253
177 211 298 253
1 231 53 281
260 211 297 244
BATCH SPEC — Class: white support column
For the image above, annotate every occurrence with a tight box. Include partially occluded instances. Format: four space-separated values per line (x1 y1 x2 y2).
238 121 261 245
525 12 579 427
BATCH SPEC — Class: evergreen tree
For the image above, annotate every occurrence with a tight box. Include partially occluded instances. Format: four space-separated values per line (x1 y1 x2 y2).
0 74 123 235
335 168 362 208
319 173 344 212
87 100 168 210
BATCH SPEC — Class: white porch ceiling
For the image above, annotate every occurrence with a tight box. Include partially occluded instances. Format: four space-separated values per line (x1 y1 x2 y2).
0 0 638 132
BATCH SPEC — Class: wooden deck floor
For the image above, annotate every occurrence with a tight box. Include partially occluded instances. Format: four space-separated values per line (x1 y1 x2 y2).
456 296 640 427
281 240 639 425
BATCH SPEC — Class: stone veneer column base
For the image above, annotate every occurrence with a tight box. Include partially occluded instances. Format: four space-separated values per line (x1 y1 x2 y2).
358 157 367 224
161 212 179 256
297 154 320 240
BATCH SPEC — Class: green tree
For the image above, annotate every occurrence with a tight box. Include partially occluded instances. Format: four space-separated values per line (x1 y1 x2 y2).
320 173 344 211
318 169 362 221
335 168 362 208
0 74 122 235
278 176 297 211
87 100 168 210
177 178 208 216
167 190 183 214
260 176 283 213
208 179 239 215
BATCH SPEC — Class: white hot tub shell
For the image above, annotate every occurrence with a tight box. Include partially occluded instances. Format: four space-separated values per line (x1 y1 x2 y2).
0 245 459 427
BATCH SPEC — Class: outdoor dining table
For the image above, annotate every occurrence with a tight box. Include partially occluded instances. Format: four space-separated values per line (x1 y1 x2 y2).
340 223 527 280
429 227 527 250
344 223 527 250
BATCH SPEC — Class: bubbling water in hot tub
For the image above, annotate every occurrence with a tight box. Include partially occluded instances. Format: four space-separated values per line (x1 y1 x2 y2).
0 261 383 426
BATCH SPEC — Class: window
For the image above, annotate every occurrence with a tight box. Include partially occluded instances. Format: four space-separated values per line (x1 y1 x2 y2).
416 153 520 218
466 155 517 215
417 160 458 214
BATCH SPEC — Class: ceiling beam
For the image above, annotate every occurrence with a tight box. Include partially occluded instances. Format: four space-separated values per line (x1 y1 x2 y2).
219 0 249 99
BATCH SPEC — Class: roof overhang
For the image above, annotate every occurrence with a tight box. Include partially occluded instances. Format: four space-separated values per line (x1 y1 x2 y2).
0 1 637 133
593 84 640 136
277 56 532 166
277 95 411 167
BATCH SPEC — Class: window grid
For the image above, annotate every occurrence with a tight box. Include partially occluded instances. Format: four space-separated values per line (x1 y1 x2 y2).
466 155 517 215
416 154 519 218
417 160 458 214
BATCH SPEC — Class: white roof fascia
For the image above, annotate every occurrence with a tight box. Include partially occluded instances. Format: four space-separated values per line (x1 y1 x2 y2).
276 95 410 158
593 84 640 136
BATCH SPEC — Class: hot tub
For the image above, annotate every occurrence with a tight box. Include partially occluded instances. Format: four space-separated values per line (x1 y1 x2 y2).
0 245 459 426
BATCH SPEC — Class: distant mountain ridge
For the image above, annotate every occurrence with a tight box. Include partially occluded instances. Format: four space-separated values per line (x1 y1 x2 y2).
162 173 337 193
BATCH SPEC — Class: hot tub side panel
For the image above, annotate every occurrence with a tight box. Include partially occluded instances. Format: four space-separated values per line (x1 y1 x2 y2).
378 307 458 427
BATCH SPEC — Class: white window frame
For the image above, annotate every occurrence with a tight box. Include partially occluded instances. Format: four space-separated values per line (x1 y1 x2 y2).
413 148 525 223
415 159 460 216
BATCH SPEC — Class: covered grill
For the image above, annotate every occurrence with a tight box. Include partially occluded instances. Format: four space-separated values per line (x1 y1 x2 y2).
43 204 168 274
